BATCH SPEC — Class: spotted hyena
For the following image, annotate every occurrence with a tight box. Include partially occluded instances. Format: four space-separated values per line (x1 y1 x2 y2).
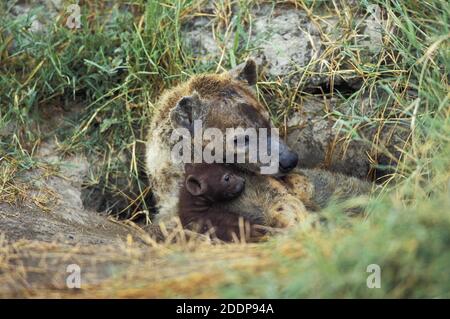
145 59 371 230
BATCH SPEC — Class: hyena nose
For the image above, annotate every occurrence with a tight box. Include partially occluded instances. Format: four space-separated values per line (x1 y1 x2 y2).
279 151 298 173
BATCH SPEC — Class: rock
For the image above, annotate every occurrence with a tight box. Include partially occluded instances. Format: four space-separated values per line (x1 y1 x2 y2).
251 5 327 87
183 16 224 58
8 0 62 33
181 3 384 89
360 5 384 57
286 96 410 180
0 133 137 244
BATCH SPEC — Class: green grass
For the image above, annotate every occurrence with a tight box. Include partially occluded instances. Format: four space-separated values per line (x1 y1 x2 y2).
0 0 449 297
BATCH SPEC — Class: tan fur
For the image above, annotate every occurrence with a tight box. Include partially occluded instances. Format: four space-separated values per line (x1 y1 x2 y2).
145 60 372 228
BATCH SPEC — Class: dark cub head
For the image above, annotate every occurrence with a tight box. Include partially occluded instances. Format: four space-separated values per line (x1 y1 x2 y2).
184 163 245 202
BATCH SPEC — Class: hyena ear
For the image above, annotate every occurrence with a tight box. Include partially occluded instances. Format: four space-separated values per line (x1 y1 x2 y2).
185 175 207 196
169 91 202 130
229 59 257 86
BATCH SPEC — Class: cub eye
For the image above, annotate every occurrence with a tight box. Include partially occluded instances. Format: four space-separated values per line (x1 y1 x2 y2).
223 174 230 182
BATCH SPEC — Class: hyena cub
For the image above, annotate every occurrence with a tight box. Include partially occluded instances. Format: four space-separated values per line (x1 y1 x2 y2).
178 163 264 242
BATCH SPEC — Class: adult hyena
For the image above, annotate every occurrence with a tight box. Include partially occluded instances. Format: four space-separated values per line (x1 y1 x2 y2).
146 60 371 228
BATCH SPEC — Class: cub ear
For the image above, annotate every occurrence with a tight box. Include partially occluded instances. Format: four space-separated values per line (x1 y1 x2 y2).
185 175 207 196
229 59 257 86
169 91 202 130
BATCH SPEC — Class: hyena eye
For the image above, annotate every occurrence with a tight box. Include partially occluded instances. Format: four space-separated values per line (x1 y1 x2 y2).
223 174 230 182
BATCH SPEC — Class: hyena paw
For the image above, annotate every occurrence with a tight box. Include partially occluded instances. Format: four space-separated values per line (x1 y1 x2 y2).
283 173 314 207
268 195 308 228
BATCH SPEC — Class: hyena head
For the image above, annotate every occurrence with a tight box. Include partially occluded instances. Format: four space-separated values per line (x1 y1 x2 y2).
169 59 298 175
